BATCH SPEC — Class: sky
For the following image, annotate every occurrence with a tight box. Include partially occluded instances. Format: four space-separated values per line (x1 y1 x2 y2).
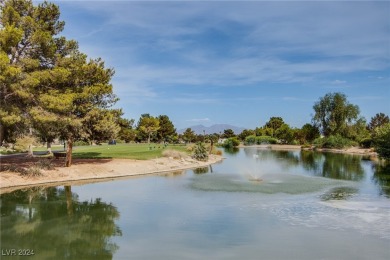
51 0 389 130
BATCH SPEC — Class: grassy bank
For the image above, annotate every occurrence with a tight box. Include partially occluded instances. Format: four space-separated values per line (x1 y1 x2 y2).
34 143 188 160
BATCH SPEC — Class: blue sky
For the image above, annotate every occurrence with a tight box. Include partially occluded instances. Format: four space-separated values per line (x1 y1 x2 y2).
53 0 389 130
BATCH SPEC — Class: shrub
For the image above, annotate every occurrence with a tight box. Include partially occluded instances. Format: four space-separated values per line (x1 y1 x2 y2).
74 140 90 146
373 123 390 160
359 138 373 148
14 136 37 152
313 137 325 146
314 135 356 149
162 149 186 159
10 165 42 177
245 135 278 145
35 159 54 170
290 140 300 145
324 135 356 149
214 150 223 156
222 137 240 148
244 135 257 145
3 159 53 177
192 142 209 161
2 164 26 174
301 144 312 149
186 144 195 152
255 136 278 145
25 166 42 177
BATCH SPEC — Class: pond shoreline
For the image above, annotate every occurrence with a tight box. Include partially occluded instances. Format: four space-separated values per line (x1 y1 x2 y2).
241 144 377 156
0 145 377 193
0 155 223 193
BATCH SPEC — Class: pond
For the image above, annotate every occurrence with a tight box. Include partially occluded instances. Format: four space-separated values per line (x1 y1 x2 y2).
1 148 390 259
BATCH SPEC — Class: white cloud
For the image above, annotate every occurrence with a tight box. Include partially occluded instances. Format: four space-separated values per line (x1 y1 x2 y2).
57 0 390 112
64 1 389 79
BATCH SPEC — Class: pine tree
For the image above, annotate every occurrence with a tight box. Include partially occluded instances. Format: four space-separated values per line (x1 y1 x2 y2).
0 0 119 166
156 115 177 142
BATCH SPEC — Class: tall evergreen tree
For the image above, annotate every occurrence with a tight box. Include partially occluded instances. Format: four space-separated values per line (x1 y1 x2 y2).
116 114 135 143
222 129 235 138
238 129 255 141
368 113 389 133
0 0 119 166
182 128 196 144
135 113 150 142
156 115 176 142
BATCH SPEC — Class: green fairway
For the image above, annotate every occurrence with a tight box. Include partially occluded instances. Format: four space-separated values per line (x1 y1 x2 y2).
35 143 188 160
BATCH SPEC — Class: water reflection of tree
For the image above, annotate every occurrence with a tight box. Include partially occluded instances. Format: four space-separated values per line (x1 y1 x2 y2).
372 163 390 197
297 151 365 181
1 186 121 259
272 150 300 167
223 147 239 155
193 167 209 174
299 151 323 173
242 148 366 181
320 153 364 181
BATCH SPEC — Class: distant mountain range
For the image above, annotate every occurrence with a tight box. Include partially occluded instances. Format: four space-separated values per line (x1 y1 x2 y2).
178 124 246 135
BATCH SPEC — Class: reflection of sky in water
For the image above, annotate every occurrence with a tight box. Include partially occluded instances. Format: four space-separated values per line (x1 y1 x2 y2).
69 148 390 259
201 148 390 241
264 196 390 240
3 148 389 259
72 173 390 259
190 173 350 194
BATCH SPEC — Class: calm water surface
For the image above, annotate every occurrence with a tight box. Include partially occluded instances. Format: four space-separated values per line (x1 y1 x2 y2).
1 148 390 259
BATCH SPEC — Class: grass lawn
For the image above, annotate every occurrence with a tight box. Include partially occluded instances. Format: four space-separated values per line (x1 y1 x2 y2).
34 143 188 160
0 150 20 155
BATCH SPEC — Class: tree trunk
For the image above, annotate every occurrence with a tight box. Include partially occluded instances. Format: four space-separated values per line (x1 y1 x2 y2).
65 138 73 167
27 143 34 157
0 123 4 146
47 141 52 154
209 139 214 154
148 132 151 144
28 194 33 221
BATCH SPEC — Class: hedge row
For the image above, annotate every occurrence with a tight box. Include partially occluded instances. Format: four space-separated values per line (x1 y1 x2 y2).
244 135 278 145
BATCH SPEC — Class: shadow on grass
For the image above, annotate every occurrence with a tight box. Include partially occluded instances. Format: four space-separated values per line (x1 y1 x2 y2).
0 154 115 171
72 152 112 159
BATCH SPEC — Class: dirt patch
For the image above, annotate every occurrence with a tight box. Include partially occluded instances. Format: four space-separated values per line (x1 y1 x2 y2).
0 155 223 192
315 147 377 156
